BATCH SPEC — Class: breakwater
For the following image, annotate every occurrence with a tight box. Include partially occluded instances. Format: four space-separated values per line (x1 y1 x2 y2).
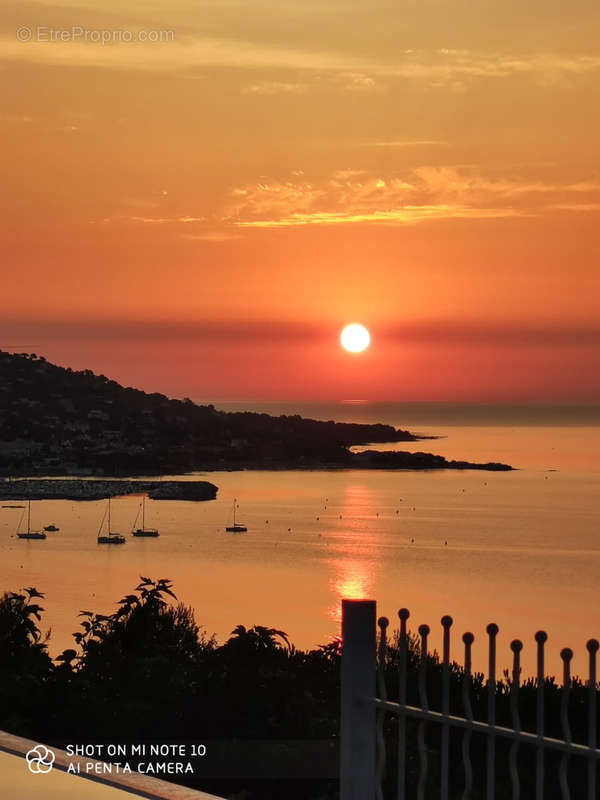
0 479 218 501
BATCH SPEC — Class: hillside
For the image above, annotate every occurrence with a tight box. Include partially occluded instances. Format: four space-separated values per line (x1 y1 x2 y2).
0 350 423 476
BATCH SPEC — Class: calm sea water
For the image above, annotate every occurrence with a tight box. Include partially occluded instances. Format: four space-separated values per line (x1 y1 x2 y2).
2 403 599 678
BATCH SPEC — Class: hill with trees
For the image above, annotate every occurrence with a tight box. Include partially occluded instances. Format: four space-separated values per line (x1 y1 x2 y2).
0 350 510 475
0 350 417 475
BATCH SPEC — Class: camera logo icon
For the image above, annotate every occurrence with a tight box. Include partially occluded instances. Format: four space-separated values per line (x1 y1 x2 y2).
26 744 55 774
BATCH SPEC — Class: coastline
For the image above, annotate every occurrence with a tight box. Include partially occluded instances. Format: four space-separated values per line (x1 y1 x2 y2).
0 452 514 501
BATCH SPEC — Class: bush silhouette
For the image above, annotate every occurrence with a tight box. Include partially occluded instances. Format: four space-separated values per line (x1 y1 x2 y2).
0 578 596 799
0 587 52 734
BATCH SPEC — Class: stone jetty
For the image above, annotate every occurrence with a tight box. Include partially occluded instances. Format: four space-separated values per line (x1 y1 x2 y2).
0 479 218 502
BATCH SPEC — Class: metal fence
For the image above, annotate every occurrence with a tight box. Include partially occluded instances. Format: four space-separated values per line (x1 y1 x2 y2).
340 599 600 800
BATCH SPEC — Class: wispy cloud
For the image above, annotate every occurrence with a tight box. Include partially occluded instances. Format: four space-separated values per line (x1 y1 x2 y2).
335 71 380 91
235 206 522 228
182 231 242 241
242 80 307 95
124 215 205 224
548 202 600 212
0 34 364 73
226 166 600 228
99 166 600 232
3 30 600 87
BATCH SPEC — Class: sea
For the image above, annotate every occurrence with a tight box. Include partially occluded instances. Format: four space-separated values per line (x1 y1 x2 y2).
2 402 600 678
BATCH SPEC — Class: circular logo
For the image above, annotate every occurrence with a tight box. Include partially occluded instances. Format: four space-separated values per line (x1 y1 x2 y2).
26 745 55 774
16 26 33 42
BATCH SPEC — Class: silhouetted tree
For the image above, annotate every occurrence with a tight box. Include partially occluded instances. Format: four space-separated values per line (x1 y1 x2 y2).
0 588 52 734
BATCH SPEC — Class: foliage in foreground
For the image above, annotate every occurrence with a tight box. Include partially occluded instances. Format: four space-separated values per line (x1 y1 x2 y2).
0 580 597 799
0 579 339 800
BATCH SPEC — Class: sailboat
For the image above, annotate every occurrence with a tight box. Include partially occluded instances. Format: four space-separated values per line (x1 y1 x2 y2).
225 498 247 532
17 500 46 540
132 496 159 537
97 498 126 545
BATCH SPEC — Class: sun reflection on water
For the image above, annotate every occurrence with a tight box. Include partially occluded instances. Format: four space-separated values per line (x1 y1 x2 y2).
326 483 381 623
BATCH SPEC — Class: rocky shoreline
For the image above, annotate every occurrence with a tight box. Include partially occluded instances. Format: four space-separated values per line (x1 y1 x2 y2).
0 479 219 502
0 447 513 503
350 450 513 470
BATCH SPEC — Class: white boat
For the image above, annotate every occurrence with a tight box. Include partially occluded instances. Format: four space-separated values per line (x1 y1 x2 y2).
132 496 159 537
17 501 47 540
97 498 126 545
225 498 247 532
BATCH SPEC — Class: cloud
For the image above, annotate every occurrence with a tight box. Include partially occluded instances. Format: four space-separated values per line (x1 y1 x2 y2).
225 166 600 228
399 51 600 86
381 320 600 348
3 29 600 87
0 34 365 73
4 314 600 349
234 206 521 228
0 316 330 344
122 215 206 224
242 80 307 95
99 166 600 233
126 216 172 224
548 203 600 212
182 231 242 241
335 72 380 91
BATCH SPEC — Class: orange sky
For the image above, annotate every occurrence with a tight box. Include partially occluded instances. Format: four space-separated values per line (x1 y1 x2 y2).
1 1 599 400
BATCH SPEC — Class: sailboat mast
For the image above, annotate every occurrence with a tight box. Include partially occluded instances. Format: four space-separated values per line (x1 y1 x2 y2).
142 496 145 530
108 497 111 534
233 498 236 526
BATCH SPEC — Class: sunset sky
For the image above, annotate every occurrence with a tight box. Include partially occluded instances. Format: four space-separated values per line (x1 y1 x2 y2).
2 0 600 401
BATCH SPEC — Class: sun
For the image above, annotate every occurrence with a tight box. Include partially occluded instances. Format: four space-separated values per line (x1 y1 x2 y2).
340 323 370 353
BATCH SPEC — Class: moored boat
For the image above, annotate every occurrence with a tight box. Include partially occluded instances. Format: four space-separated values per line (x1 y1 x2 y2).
97 498 126 544
132 496 159 537
226 498 247 532
17 501 47 540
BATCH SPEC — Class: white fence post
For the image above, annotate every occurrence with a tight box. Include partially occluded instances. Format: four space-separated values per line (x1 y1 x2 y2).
341 598 377 800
